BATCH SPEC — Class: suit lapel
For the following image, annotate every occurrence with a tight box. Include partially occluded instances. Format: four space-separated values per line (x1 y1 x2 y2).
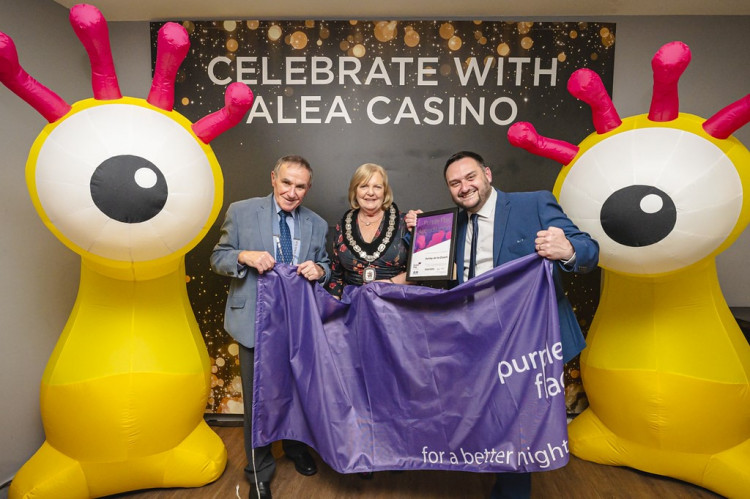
259 194 275 255
298 207 312 260
455 210 468 284
493 188 511 267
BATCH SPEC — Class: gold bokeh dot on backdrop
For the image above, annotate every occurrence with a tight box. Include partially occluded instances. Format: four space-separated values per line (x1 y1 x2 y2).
230 376 242 394
448 35 462 51
290 30 308 49
181 97 189 106
223 20 237 32
182 21 195 33
320 26 330 39
439 22 455 40
226 38 238 52
518 22 533 35
247 20 259 30
570 30 578 39
497 42 510 56
352 43 366 58
521 36 534 49
374 21 398 42
404 29 420 47
602 32 615 47
439 63 452 76
305 20 315 28
558 52 567 62
267 24 282 41
339 40 350 51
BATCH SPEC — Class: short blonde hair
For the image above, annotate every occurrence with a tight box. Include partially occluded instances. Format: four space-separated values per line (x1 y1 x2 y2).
348 163 393 211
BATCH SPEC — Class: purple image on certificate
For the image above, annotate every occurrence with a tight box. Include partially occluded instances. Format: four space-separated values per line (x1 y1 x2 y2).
408 208 457 281
414 213 454 253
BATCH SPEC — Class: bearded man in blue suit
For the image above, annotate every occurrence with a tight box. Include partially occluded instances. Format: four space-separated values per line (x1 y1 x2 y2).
407 150 598 499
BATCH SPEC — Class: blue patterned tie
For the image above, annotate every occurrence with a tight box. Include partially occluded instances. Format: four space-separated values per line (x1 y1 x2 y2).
278 210 293 264
468 213 479 280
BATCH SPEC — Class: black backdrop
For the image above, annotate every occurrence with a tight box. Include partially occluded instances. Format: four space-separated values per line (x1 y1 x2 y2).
150 19 615 413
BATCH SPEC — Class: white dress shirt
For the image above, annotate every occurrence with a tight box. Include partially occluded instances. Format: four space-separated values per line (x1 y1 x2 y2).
464 188 497 281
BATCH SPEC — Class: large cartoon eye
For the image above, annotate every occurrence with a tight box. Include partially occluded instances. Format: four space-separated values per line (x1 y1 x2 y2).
33 102 216 262
90 155 168 224
600 185 677 247
558 127 742 275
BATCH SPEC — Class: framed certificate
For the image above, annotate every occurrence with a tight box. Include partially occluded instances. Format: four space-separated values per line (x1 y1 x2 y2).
406 207 458 281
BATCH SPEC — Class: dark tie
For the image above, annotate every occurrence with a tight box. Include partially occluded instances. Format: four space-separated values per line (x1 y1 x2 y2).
468 213 479 280
278 210 293 264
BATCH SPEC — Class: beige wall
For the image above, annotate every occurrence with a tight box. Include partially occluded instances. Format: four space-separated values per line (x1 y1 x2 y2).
611 17 750 301
0 0 748 486
0 0 152 486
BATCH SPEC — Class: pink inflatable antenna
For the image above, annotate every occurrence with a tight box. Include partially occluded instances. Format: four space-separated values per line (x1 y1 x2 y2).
568 69 621 134
507 122 579 165
148 23 190 111
69 4 121 100
0 33 71 122
703 94 750 140
193 82 254 144
2 4 252 143
648 41 691 122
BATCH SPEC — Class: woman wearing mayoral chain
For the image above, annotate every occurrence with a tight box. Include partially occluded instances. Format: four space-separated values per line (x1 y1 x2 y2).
327 163 410 298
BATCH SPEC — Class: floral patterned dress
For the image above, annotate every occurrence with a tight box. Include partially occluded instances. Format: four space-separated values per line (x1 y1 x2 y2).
327 203 409 298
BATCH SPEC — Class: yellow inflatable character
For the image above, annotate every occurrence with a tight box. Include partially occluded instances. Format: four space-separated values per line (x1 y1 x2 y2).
0 5 253 498
508 41 750 498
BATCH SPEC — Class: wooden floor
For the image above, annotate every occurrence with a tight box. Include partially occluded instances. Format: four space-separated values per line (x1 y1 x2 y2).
106 425 723 499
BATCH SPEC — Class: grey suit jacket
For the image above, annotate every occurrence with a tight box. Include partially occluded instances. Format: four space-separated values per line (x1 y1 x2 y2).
210 194 331 348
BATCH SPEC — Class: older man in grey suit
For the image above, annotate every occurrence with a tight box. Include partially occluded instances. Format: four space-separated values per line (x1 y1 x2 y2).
210 155 330 499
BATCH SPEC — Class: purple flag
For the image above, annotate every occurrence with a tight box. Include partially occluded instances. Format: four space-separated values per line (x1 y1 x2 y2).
253 253 569 473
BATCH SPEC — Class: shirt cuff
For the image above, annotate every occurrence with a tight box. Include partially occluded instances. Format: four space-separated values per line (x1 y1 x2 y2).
561 252 577 268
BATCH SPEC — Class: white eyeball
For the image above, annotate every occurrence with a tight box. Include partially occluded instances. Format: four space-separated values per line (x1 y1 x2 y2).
559 127 742 275
33 102 216 262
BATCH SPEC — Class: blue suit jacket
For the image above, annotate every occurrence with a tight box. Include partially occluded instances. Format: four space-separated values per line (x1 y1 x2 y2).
210 194 331 348
454 188 598 362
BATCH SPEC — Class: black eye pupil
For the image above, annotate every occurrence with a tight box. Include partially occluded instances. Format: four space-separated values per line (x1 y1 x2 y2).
600 185 676 247
90 155 168 224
